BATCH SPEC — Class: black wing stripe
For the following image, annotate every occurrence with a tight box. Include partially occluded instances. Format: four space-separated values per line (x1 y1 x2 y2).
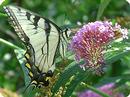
44 20 51 63
26 12 31 20
33 15 40 29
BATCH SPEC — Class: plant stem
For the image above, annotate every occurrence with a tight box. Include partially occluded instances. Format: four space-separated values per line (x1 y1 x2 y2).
0 38 21 49
81 82 111 97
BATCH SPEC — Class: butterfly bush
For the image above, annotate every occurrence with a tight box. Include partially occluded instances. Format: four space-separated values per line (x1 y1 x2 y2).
78 83 124 97
70 21 128 74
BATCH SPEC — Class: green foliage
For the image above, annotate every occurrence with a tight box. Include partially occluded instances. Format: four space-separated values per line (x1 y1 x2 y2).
96 0 111 20
63 71 87 97
52 61 84 96
0 0 130 97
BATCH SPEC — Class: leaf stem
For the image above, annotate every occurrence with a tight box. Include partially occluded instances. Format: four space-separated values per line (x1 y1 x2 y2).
81 82 111 97
0 38 21 49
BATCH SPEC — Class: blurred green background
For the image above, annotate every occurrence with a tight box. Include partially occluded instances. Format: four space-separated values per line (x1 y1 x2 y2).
0 0 130 96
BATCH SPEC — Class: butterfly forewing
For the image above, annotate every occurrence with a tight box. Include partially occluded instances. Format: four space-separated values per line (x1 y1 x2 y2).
4 5 61 72
4 5 63 87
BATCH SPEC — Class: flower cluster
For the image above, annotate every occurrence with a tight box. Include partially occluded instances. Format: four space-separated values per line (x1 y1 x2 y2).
70 21 128 74
78 83 124 97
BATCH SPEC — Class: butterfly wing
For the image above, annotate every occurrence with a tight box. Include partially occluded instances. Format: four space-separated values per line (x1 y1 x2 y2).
4 5 67 87
4 5 62 73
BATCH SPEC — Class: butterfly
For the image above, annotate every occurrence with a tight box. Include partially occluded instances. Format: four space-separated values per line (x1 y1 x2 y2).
4 5 70 88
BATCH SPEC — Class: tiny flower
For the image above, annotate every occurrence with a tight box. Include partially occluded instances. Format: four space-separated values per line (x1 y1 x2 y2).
70 21 128 74
78 83 124 97
121 28 128 39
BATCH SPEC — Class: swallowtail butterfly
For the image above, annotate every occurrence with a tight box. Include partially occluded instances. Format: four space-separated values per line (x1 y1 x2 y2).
4 5 70 88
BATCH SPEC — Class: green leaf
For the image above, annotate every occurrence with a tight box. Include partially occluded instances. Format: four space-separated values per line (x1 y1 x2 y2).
52 61 84 96
0 39 30 88
0 12 7 17
105 50 130 65
81 83 111 97
63 71 87 97
105 40 130 64
14 49 30 86
96 0 111 20
100 74 130 85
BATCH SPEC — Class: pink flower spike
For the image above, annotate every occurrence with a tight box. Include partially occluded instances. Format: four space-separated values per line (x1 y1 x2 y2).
70 21 128 74
78 83 124 97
